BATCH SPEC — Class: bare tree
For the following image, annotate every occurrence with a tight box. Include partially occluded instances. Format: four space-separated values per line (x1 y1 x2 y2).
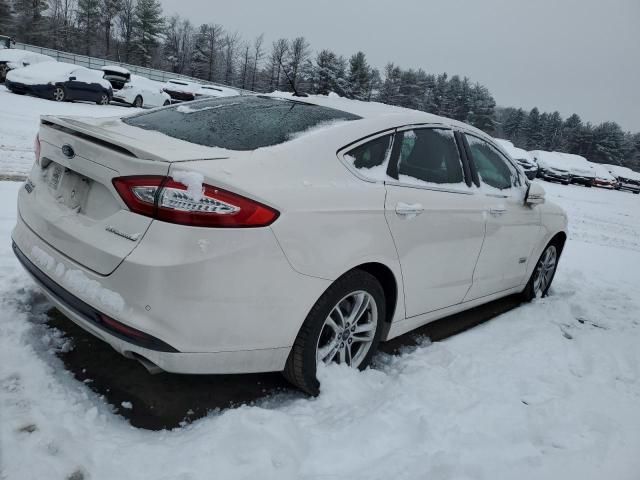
101 0 122 58
239 41 250 89
117 0 136 62
222 31 239 85
287 36 310 91
251 33 264 91
268 38 288 91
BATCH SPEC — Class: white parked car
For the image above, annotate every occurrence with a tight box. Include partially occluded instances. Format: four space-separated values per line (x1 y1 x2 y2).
102 66 171 108
560 153 596 187
195 84 240 99
12 95 568 394
0 50 54 82
162 79 200 102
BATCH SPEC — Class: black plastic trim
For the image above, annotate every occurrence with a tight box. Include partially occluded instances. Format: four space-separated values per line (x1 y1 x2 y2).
12 242 179 353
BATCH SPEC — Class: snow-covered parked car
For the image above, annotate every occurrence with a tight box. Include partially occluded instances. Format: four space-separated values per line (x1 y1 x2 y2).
195 84 240 99
102 66 171 108
494 139 538 180
162 79 200 102
0 50 54 82
5 62 112 104
605 165 640 194
561 153 596 187
12 94 568 395
531 151 571 184
591 163 618 189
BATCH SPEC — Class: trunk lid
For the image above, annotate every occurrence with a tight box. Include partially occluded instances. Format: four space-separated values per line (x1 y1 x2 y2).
20 116 227 275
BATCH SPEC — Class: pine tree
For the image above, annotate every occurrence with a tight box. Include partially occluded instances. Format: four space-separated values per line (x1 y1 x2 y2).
77 0 101 55
347 51 371 100
313 49 348 96
468 83 495 133
12 0 48 44
563 114 583 154
133 0 164 66
0 0 14 36
524 107 544 150
376 63 402 106
502 108 527 145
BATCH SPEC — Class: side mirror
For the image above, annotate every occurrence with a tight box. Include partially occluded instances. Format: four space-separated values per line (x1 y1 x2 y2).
525 181 545 206
68 76 76 81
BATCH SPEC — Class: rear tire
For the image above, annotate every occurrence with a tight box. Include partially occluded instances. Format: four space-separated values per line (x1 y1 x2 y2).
133 95 143 108
0 64 8 82
52 86 65 102
163 100 170 106
522 242 560 301
97 93 110 105
283 270 385 396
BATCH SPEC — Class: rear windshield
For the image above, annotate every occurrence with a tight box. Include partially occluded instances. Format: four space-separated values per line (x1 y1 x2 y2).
123 96 361 151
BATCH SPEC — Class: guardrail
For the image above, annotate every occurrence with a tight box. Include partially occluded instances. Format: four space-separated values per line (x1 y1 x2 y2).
12 42 255 94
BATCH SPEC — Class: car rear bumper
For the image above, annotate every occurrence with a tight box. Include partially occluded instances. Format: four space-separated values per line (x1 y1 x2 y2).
12 209 330 374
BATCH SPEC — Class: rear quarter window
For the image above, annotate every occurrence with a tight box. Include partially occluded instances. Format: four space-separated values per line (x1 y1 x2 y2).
124 96 361 151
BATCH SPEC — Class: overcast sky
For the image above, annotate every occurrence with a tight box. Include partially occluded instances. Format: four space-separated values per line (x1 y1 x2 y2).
159 0 640 131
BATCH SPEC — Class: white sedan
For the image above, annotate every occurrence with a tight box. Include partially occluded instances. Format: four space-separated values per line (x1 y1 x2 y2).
102 66 171 108
12 95 568 394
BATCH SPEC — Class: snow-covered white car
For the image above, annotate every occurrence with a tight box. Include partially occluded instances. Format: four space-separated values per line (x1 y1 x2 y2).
494 139 538 180
162 79 200 102
195 84 240 99
591 163 618 189
531 151 571 184
560 153 596 187
604 164 640 194
5 62 112 104
102 66 170 108
12 95 568 394
0 50 54 82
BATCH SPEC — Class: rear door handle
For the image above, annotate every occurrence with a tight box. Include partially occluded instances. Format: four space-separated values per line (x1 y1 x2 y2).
489 207 507 216
395 202 424 217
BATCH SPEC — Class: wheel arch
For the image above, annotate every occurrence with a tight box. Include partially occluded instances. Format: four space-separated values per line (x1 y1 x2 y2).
550 231 567 256
350 262 398 337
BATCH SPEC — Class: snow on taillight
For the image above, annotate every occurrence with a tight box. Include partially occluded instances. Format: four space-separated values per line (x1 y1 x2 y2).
112 176 279 228
34 134 41 165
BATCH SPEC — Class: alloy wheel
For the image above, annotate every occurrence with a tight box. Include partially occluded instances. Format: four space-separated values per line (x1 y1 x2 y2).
53 87 65 102
533 245 557 298
316 291 377 368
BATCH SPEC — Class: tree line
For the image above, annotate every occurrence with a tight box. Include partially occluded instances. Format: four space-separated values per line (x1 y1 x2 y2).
1 0 638 170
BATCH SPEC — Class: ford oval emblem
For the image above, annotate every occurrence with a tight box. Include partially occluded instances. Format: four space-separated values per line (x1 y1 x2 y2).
62 144 75 158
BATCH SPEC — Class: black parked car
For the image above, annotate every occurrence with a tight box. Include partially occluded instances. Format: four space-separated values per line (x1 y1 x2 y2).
5 61 112 104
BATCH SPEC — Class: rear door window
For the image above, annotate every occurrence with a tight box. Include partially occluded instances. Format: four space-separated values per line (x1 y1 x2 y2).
392 128 465 186
344 134 394 181
124 96 361 151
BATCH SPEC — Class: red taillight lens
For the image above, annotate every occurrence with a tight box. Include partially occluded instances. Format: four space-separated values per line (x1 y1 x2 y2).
112 175 279 228
34 134 41 165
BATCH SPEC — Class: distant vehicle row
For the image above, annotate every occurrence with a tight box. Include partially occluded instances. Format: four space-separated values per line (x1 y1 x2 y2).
1 50 239 107
496 139 639 194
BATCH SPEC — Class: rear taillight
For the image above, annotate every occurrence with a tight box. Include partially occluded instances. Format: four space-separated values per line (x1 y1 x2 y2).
112 175 279 228
34 134 41 165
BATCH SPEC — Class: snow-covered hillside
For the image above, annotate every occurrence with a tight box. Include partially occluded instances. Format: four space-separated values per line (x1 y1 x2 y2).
1 92 640 480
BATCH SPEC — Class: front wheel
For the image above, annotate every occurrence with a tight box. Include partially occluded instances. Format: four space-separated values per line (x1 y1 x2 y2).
522 243 559 301
283 270 385 395
52 86 65 102
133 95 143 107
163 100 170 106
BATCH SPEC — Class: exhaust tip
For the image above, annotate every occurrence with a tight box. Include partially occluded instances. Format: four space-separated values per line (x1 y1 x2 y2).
130 352 164 375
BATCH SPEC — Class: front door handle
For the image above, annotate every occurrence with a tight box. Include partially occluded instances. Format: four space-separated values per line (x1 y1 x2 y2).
396 202 424 217
489 207 507 216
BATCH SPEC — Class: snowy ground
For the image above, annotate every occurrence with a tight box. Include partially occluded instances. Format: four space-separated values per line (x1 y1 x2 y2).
0 86 135 179
1 92 640 479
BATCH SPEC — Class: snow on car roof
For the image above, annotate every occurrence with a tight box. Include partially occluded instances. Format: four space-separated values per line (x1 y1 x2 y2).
101 65 131 75
6 61 111 89
264 92 481 136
